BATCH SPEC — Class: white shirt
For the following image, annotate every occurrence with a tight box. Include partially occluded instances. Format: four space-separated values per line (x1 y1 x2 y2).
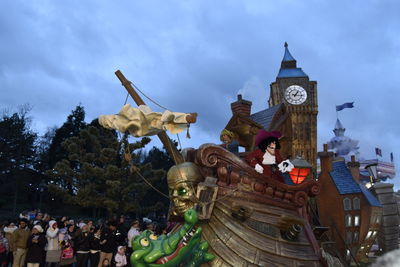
127 227 140 248
262 151 276 165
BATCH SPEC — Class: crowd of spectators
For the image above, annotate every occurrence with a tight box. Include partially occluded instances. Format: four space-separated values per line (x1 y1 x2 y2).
0 210 170 267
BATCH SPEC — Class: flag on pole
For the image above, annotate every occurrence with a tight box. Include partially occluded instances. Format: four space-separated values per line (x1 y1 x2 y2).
336 102 354 111
390 152 394 163
375 147 382 157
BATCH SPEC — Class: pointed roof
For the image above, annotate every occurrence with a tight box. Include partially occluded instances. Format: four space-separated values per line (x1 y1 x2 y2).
282 42 296 62
277 42 308 78
333 118 346 137
335 118 344 130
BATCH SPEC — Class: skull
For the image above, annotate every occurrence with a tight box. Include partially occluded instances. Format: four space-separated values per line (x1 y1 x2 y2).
167 162 203 217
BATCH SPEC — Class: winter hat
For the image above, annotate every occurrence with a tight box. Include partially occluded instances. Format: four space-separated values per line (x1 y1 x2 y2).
33 225 44 233
78 223 87 229
49 220 57 229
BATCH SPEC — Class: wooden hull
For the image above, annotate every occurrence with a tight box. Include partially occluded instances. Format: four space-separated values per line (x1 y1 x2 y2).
201 198 321 267
192 144 324 267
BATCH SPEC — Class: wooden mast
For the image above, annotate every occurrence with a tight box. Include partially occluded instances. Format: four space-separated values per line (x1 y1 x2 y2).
115 70 185 164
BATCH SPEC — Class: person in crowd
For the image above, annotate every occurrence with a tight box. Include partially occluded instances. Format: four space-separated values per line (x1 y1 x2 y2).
26 225 46 267
89 227 101 267
33 213 43 226
12 219 30 267
67 224 76 240
98 221 118 267
87 221 94 233
114 246 127 267
127 220 140 256
45 220 61 267
59 226 75 267
4 222 17 267
74 224 91 267
0 229 9 267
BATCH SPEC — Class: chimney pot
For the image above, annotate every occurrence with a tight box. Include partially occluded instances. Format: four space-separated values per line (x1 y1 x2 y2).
323 144 328 152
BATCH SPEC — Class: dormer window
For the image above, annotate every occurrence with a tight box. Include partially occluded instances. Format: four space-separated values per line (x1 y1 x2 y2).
353 197 360 210
343 198 352 211
345 214 353 227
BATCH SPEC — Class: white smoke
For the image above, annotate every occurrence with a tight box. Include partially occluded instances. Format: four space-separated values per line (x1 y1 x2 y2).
371 249 400 267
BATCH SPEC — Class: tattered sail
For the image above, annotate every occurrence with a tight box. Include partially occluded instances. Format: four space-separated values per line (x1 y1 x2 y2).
99 104 193 136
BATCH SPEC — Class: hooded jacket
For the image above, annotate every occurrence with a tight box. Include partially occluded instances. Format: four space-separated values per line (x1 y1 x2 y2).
46 220 60 251
3 225 17 252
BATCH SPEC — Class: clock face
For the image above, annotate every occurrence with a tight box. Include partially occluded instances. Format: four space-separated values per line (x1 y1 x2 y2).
284 85 307 105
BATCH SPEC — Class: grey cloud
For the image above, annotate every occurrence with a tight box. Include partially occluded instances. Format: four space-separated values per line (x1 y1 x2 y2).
1 0 399 187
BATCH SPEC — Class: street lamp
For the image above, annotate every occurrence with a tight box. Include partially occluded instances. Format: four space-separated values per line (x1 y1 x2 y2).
365 163 379 184
289 156 312 184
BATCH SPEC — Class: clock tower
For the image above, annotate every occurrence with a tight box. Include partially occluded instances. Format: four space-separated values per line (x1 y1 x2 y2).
269 43 318 169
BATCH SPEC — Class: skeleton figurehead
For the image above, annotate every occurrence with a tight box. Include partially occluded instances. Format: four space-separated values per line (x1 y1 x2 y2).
167 162 203 217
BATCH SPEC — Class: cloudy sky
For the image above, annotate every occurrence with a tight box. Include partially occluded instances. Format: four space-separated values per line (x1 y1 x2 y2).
1 0 399 186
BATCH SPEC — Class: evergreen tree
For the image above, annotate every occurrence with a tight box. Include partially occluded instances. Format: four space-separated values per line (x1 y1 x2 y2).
46 105 87 169
0 106 37 214
46 119 166 216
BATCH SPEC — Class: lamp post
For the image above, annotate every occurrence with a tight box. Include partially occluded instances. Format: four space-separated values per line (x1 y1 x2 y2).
365 163 379 185
289 156 312 184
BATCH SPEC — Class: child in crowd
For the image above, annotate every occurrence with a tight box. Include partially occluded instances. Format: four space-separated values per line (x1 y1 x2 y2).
114 246 127 267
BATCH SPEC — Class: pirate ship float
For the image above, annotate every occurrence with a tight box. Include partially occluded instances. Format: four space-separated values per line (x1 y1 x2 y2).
99 69 335 267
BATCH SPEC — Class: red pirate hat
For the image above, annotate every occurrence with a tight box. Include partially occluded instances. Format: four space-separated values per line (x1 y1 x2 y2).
255 130 282 147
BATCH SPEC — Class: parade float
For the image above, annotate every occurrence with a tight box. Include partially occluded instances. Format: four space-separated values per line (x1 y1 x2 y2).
99 70 331 267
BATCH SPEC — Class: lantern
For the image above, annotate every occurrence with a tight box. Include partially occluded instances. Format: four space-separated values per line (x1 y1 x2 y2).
365 163 379 183
289 156 312 184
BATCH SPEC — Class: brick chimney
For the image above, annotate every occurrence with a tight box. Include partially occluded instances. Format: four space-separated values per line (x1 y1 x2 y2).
347 155 361 183
318 144 334 174
231 94 252 117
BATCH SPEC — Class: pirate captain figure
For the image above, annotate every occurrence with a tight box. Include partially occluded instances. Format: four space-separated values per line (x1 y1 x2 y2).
246 130 293 183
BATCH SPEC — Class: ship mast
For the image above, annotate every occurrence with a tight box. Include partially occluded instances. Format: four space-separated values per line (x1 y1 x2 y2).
115 70 187 164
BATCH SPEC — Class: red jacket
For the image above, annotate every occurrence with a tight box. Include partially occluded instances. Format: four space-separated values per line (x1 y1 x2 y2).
245 149 285 183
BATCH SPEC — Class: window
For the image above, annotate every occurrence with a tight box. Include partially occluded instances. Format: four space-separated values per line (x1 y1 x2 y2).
345 214 353 227
354 215 360 226
346 232 353 244
354 232 359 242
376 215 381 224
353 197 360 210
343 198 352 211
366 231 373 239
346 249 351 261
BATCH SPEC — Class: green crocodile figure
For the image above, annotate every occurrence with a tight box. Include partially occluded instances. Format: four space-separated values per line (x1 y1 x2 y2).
130 209 215 267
